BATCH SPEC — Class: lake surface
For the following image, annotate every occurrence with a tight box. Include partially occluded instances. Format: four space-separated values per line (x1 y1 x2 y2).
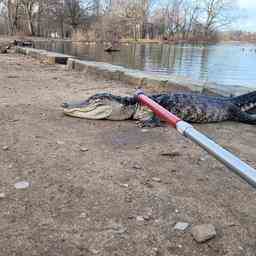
34 41 256 91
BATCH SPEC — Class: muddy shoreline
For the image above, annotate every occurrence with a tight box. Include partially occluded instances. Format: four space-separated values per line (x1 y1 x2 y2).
0 52 256 255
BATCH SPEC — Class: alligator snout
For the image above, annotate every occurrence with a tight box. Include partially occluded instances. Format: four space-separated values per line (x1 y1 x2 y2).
61 100 89 109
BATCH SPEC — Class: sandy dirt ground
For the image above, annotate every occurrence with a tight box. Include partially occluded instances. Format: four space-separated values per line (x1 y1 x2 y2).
0 52 256 256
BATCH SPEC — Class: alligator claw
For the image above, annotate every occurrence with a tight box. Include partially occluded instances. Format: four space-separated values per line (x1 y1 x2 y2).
137 116 164 128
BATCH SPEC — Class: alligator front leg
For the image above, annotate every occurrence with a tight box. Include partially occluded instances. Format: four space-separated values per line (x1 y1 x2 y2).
137 115 164 128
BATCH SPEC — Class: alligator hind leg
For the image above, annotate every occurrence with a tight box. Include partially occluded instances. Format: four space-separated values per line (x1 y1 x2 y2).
137 115 164 128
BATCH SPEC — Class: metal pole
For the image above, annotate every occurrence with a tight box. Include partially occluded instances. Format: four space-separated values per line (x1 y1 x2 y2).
136 91 256 188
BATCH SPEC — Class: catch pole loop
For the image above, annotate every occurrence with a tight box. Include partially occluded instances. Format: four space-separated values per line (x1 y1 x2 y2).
135 89 181 128
135 90 256 189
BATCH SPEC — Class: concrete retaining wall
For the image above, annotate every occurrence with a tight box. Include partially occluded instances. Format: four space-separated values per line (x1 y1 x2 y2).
15 47 71 65
66 58 209 92
16 46 253 96
66 58 254 96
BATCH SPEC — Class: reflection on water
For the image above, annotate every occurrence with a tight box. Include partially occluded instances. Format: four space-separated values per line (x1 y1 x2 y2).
34 41 256 90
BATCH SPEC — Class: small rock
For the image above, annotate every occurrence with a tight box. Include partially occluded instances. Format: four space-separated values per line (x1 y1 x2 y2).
89 249 99 255
125 193 133 203
160 151 181 158
109 223 127 234
133 164 142 170
136 216 144 222
9 119 19 122
7 75 19 79
143 212 153 221
2 146 9 151
143 181 154 188
120 183 129 188
80 147 89 152
143 215 151 221
152 177 161 182
191 224 216 243
80 212 86 218
150 247 159 256
56 140 65 145
0 193 6 199
14 181 30 190
174 222 190 231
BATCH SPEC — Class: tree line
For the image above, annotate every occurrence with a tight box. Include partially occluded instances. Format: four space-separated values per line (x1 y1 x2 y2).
0 0 239 42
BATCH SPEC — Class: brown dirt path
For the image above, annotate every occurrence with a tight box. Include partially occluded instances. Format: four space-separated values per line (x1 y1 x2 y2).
0 52 256 256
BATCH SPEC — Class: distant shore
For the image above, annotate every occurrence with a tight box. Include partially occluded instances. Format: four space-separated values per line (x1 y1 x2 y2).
2 35 256 45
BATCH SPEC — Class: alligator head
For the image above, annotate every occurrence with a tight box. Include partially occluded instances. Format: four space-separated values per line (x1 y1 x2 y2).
62 93 139 120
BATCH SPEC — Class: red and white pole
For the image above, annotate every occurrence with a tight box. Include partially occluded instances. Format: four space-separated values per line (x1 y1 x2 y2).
136 90 256 188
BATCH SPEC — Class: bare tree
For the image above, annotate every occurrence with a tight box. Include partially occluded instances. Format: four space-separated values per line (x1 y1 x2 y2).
199 0 237 36
1 0 21 35
64 0 94 32
20 0 37 35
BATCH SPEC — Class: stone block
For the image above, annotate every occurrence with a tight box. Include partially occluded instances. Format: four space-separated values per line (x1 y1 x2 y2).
67 58 75 70
191 224 216 243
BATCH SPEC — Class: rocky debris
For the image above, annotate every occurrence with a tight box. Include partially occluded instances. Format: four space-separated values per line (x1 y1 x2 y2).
2 146 9 151
89 248 99 255
149 247 159 256
14 181 30 190
143 209 153 221
0 48 8 54
160 151 181 158
142 180 154 188
0 43 12 54
133 164 142 170
56 140 65 145
136 216 145 222
108 222 127 234
174 222 190 231
7 75 19 79
79 212 87 218
80 147 89 152
119 183 129 188
191 224 217 243
152 177 161 182
0 192 6 199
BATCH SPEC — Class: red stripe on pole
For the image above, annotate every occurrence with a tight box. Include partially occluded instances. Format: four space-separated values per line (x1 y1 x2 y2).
137 93 181 128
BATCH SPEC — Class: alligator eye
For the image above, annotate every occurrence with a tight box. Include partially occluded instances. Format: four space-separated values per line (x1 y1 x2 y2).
62 103 69 108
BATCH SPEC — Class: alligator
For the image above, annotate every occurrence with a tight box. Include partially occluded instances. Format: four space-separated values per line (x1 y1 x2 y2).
62 91 256 126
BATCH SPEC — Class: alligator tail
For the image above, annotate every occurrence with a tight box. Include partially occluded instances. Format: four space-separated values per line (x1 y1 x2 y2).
235 111 256 124
231 90 256 111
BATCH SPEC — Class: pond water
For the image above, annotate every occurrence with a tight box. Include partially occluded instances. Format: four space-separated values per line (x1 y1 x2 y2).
34 41 256 91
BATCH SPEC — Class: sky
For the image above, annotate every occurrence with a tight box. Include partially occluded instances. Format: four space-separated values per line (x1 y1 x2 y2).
238 0 256 31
